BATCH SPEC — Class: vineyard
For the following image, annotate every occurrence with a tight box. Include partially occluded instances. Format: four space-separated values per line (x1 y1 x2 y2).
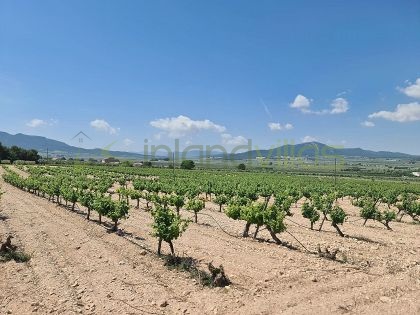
0 164 419 314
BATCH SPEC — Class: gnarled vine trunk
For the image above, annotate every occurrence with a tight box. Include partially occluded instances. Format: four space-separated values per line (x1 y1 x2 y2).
242 222 251 237
253 225 260 239
319 213 327 231
332 222 344 237
266 226 283 245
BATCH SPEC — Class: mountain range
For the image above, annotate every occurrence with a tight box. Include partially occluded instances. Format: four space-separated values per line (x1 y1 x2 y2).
225 142 417 160
0 131 146 160
0 131 418 161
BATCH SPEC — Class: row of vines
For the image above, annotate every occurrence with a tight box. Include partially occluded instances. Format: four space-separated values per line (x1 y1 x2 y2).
2 164 419 256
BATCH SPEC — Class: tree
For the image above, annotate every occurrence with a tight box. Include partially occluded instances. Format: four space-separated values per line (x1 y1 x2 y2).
301 202 320 230
240 202 265 238
313 193 334 232
129 190 143 209
382 190 398 209
214 194 229 212
116 187 130 203
205 181 213 201
143 191 154 210
107 201 130 231
0 142 7 160
361 197 397 230
375 209 397 230
361 198 377 226
151 204 189 256
186 198 205 223
61 186 78 211
225 201 242 220
93 195 113 225
180 160 195 170
263 204 287 245
397 193 419 222
225 195 288 243
169 194 185 216
238 163 246 171
79 191 95 220
330 206 347 237
0 143 40 162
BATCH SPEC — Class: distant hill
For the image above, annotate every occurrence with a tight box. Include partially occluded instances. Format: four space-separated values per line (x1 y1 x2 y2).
222 142 418 160
0 131 147 160
0 132 418 161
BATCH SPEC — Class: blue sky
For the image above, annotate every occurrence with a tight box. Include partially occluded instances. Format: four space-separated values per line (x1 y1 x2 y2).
1 0 420 154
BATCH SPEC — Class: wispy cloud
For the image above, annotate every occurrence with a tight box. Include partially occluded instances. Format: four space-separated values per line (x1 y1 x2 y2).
336 90 350 97
26 118 58 128
268 122 293 131
330 98 349 114
260 99 273 119
361 121 375 127
90 119 119 135
368 103 420 122
150 115 226 138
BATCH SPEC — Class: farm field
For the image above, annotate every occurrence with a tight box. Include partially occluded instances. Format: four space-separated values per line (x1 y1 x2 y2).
0 165 419 314
3 2 420 314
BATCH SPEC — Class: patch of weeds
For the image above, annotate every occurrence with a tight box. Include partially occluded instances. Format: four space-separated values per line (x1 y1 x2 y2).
163 255 231 288
0 235 31 263
317 244 348 263
0 250 31 263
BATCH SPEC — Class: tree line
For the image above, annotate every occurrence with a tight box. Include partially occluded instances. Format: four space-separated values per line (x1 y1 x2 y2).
0 142 40 162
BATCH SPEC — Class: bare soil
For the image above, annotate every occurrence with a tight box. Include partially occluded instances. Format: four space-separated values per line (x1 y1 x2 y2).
1 170 419 314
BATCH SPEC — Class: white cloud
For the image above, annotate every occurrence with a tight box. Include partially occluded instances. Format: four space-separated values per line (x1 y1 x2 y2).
290 94 311 110
361 121 375 127
150 115 226 138
26 119 47 128
268 122 294 131
301 135 317 143
330 97 349 114
268 123 281 130
123 138 134 146
398 78 420 99
290 94 349 115
368 102 420 122
221 133 248 146
90 119 119 135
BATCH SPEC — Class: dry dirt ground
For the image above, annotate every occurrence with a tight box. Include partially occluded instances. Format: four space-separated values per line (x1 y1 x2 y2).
1 170 419 315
